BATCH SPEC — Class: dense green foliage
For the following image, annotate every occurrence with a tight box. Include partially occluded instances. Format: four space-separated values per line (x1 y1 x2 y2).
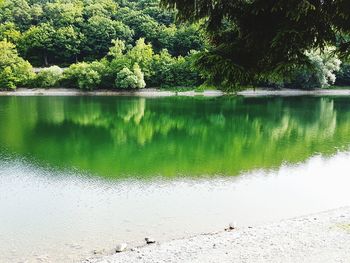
285 48 342 89
2 0 350 90
162 0 350 89
0 0 206 65
57 38 199 89
335 63 350 86
0 0 205 89
32 66 63 88
0 40 34 89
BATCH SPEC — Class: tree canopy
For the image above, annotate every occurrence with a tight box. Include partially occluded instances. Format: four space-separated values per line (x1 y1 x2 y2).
161 0 350 88
0 0 207 66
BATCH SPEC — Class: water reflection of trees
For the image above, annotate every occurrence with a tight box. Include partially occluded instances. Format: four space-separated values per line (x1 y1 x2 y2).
0 96 350 178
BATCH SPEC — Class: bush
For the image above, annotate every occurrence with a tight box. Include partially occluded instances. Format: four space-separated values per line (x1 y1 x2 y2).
335 63 350 86
63 62 101 90
286 47 341 89
115 67 139 89
0 40 34 89
133 64 146 89
33 66 63 88
149 49 201 88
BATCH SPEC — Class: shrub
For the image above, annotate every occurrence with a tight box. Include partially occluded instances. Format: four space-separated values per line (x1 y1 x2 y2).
115 67 138 89
33 66 63 88
63 62 101 90
286 47 341 89
335 63 350 86
0 40 34 90
133 63 146 89
149 49 201 88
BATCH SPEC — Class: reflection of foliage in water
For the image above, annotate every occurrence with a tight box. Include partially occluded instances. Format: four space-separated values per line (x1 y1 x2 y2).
0 96 350 178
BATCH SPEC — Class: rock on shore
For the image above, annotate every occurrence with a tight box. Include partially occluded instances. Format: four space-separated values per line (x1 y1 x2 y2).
85 207 350 263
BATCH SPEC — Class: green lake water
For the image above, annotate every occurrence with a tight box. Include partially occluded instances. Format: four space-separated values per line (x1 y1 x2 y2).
1 96 350 262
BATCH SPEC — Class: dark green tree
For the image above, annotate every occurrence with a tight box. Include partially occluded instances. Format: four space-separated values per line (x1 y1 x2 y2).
162 0 350 89
83 15 133 59
19 23 56 66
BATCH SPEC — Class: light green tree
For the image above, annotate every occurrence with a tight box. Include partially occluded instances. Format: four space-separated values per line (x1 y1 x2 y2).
133 63 146 89
83 0 118 18
43 1 83 27
306 47 341 88
287 47 342 89
0 22 21 43
0 0 32 30
0 40 34 89
108 39 126 58
127 38 154 78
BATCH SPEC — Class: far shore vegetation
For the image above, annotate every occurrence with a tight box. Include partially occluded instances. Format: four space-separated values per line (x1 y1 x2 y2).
1 0 350 91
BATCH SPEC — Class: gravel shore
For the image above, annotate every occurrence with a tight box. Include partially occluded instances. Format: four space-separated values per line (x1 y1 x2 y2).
0 88 224 97
1 88 350 97
84 207 350 263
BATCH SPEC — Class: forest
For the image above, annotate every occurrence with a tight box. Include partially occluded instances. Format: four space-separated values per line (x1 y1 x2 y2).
1 0 350 90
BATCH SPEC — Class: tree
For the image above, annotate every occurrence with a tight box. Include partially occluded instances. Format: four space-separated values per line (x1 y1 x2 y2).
150 48 175 86
83 15 133 58
0 22 21 43
126 38 154 78
161 0 350 89
150 49 200 87
20 23 56 66
0 40 34 89
286 47 341 89
169 24 205 56
116 7 160 42
0 0 32 30
53 26 84 63
83 0 118 18
108 39 126 58
133 63 146 88
42 1 83 28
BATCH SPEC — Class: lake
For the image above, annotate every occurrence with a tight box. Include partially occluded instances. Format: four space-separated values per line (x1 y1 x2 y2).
1 95 350 262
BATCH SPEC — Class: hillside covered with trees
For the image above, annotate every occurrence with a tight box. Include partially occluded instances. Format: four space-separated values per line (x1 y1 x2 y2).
1 0 350 90
0 0 206 89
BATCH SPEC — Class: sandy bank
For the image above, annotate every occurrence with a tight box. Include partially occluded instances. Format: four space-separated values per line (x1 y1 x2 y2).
83 207 350 263
0 88 224 97
1 88 350 97
238 89 350 97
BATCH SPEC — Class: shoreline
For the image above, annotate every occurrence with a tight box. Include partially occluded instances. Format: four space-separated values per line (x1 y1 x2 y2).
1 88 350 97
0 88 224 97
83 207 350 263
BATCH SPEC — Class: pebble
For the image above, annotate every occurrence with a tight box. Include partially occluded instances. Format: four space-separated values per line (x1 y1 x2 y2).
115 243 128 253
93 249 105 255
229 222 237 230
145 237 156 244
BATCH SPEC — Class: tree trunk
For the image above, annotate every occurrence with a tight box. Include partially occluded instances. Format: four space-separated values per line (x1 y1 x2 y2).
44 55 48 67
